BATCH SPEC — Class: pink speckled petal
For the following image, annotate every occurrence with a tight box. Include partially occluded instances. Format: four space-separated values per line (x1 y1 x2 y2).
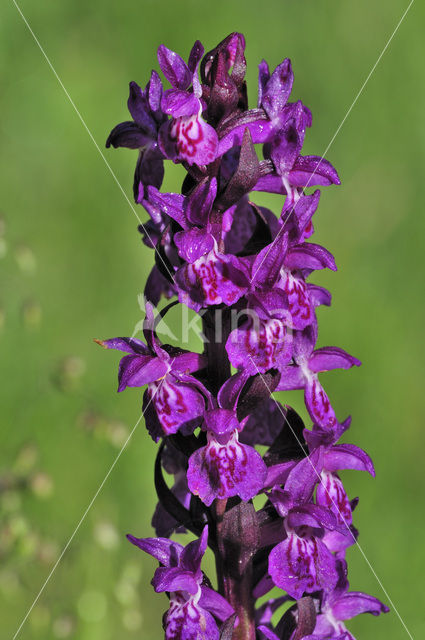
279 271 315 330
316 471 354 553
226 317 293 375
159 113 218 166
165 596 220 640
175 248 248 311
305 377 337 428
187 431 267 506
268 532 338 599
149 376 204 435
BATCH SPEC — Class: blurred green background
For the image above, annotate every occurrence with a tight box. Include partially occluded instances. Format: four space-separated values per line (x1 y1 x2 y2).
1 0 424 638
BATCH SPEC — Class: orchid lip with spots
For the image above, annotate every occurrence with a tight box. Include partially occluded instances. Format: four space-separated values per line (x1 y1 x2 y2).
99 32 388 640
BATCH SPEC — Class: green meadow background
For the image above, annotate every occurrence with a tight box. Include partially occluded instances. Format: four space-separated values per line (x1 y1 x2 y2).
1 1 424 638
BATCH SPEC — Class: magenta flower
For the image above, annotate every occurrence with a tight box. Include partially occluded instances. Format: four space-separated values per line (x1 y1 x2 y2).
187 408 267 506
157 42 218 166
128 526 233 639
97 303 207 438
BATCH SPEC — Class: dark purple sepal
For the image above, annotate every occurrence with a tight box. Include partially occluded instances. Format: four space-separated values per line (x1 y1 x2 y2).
147 186 187 228
145 265 176 305
117 353 167 390
324 444 375 476
285 243 337 272
127 81 158 135
217 370 250 412
307 284 332 308
188 40 204 74
281 447 324 509
269 116 304 176
185 177 217 226
152 566 198 594
251 231 288 288
286 503 341 533
157 44 192 90
309 348 361 373
304 417 352 450
261 58 294 121
106 121 151 149
332 592 390 620
134 145 165 199
126 533 183 566
289 155 341 187
216 128 260 212
161 88 199 117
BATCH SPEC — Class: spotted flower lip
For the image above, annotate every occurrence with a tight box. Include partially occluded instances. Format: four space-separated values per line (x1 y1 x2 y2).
226 315 293 375
268 528 339 600
187 408 267 506
175 242 249 312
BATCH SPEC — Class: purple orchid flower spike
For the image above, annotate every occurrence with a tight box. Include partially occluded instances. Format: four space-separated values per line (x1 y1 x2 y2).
102 32 388 640
128 526 234 640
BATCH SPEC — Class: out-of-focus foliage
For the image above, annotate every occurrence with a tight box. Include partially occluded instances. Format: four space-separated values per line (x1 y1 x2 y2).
1 1 424 638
